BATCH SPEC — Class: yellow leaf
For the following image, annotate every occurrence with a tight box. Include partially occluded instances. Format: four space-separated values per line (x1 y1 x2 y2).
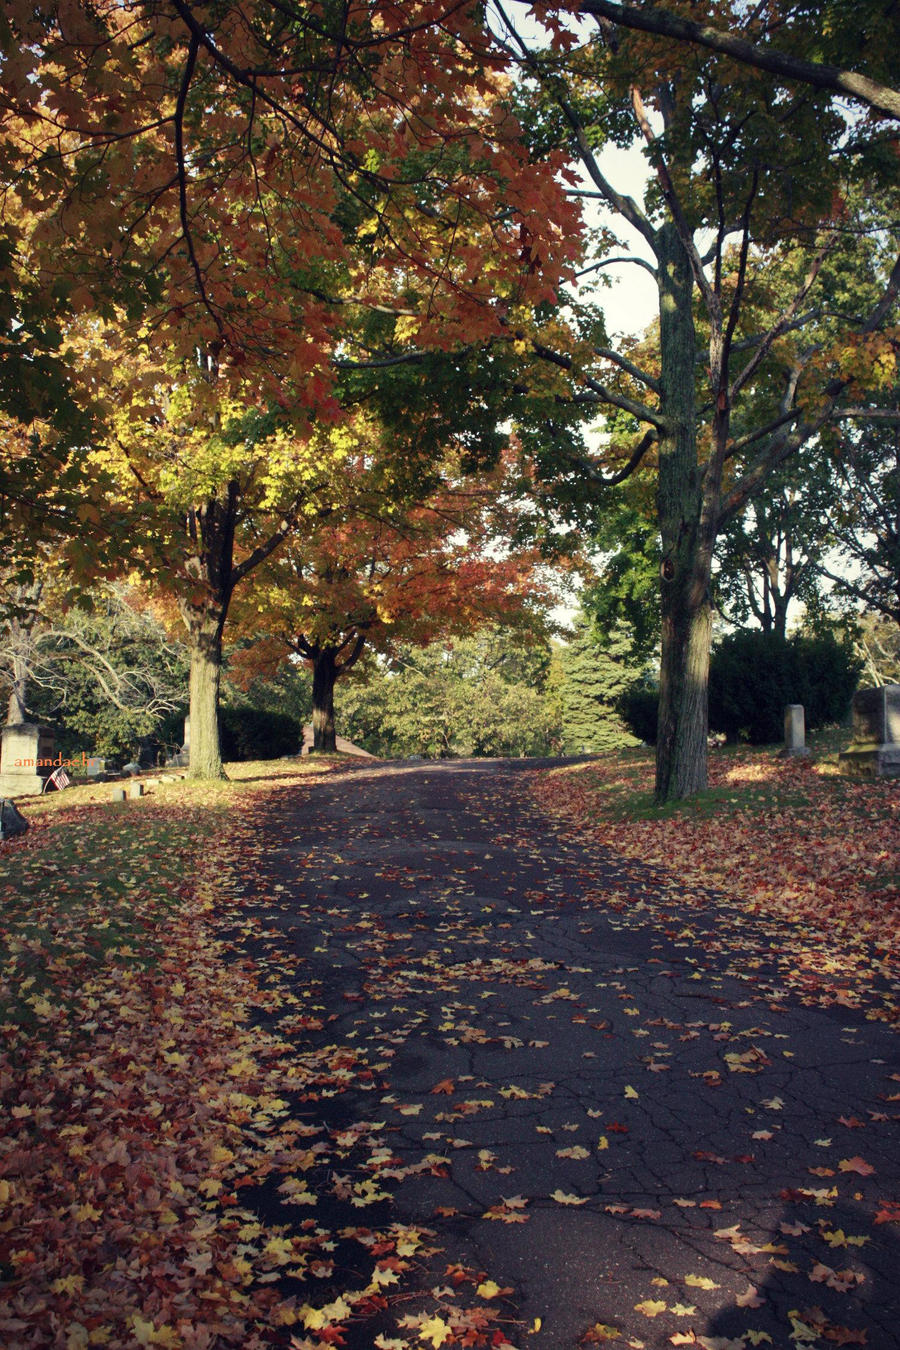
550 1188 588 1205
476 1279 502 1298
624 1085 639 1099
418 1314 452 1347
634 1298 667 1317
685 1274 719 1290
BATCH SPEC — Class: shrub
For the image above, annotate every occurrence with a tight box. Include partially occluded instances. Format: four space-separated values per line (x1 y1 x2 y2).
708 630 861 744
617 681 659 744
219 706 303 761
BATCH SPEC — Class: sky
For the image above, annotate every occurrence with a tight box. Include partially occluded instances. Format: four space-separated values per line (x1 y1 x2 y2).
576 143 658 339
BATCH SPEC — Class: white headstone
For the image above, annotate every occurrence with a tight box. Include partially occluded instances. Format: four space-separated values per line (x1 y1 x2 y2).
0 723 55 797
780 704 809 757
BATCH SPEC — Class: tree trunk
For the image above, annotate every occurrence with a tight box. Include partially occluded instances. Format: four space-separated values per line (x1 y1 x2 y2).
311 646 338 753
6 653 28 724
186 611 226 779
654 223 711 801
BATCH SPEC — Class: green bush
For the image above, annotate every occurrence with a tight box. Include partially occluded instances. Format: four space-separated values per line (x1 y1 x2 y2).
219 706 303 761
617 682 659 744
708 630 861 744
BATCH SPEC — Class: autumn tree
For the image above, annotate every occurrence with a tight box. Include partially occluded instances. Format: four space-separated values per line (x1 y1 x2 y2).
1 0 580 426
234 446 565 752
496 0 899 799
2 1 585 776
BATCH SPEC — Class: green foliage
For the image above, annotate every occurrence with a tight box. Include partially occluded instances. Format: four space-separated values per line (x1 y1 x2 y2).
708 630 862 745
219 707 303 762
617 682 660 746
336 628 559 758
582 494 661 664
223 662 312 728
16 589 189 761
550 618 643 752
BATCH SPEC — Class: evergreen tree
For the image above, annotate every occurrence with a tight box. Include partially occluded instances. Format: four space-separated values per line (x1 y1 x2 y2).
552 618 643 753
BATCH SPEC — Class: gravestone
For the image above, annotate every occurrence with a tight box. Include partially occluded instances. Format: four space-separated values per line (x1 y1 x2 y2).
780 704 809 758
0 798 29 839
85 757 107 777
167 716 190 767
0 723 56 797
838 684 900 778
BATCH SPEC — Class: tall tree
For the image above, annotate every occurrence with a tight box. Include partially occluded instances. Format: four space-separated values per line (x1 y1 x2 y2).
97 350 348 778
2 2 584 776
497 0 899 799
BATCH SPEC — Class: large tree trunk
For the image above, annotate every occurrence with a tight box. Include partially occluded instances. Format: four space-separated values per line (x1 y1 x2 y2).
186 610 226 780
654 223 711 802
311 646 338 753
6 647 28 724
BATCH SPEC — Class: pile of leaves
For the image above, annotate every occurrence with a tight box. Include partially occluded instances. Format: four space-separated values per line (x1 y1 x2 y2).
530 747 900 1021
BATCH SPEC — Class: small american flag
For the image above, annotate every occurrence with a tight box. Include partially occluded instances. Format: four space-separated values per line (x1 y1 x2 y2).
45 767 71 792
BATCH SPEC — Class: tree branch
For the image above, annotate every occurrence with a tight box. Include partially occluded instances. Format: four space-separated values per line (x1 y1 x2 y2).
579 0 900 121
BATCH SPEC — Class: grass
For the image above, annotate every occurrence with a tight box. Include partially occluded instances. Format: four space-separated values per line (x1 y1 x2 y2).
0 756 340 1041
531 727 900 1017
573 725 862 824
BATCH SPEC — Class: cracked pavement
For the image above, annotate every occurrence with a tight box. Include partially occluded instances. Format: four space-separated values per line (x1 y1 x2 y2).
224 758 900 1349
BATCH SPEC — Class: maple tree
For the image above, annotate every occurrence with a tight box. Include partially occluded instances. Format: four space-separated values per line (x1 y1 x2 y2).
90 343 355 779
1 0 588 777
234 446 564 752
1 0 580 405
497 0 899 800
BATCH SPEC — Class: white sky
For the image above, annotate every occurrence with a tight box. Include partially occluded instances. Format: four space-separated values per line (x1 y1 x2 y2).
574 146 658 340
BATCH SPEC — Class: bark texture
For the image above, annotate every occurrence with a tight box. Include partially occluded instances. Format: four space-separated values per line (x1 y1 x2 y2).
311 647 338 753
654 223 711 801
185 611 225 780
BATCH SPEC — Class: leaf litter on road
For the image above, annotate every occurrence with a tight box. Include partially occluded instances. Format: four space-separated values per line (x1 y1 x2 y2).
3 750 900 1349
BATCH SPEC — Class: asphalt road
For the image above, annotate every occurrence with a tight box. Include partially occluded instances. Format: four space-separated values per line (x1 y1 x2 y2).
226 758 900 1350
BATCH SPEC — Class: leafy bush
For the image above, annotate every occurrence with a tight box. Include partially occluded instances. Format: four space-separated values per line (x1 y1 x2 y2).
708 630 861 744
219 706 303 761
617 681 659 745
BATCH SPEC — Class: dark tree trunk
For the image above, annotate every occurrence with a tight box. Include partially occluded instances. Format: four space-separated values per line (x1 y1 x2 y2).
311 646 338 753
654 223 711 802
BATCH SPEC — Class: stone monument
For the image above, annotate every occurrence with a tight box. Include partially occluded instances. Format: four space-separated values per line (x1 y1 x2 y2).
0 723 56 797
167 716 190 767
780 704 809 758
838 684 900 778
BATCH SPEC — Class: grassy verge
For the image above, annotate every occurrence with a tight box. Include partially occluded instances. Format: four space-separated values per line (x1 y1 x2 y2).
530 731 900 1020
0 756 365 1349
